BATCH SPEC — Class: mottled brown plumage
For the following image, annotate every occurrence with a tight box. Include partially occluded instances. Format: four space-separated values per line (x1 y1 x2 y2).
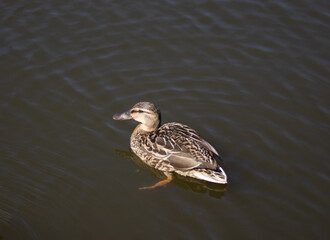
113 102 227 186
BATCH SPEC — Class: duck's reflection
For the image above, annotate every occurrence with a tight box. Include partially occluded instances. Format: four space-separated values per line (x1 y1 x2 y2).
115 149 227 199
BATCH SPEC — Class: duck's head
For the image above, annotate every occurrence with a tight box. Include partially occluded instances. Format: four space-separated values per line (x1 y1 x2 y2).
113 102 161 131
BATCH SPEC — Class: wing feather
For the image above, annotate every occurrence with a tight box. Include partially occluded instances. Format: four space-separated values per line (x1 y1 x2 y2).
142 122 219 171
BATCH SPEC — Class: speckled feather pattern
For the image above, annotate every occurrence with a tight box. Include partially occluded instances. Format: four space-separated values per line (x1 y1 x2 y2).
131 122 226 181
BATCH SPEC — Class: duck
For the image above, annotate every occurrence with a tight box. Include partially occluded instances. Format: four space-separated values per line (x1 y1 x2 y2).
113 101 227 189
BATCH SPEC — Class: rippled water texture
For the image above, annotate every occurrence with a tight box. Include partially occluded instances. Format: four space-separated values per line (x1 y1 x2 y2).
0 0 329 239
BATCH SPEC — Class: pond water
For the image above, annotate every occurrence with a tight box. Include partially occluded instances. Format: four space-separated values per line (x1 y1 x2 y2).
0 0 329 239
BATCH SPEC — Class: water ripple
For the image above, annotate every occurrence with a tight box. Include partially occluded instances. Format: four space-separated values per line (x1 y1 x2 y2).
1 0 329 239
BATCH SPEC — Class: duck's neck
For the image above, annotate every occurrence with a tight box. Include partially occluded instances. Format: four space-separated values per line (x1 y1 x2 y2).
131 124 157 143
140 122 159 132
133 122 158 134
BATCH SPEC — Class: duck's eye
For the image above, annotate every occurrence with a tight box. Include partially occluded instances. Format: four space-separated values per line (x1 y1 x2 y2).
131 109 144 114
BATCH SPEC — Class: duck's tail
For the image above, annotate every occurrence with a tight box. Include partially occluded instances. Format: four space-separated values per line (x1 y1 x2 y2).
181 166 228 184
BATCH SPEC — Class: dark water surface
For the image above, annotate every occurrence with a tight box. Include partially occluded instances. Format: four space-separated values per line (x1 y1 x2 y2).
1 0 329 239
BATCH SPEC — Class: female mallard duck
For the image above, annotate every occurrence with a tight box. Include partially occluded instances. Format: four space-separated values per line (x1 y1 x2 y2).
113 102 227 189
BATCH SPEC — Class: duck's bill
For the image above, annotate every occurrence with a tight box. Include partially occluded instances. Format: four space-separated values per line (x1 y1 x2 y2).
112 111 132 120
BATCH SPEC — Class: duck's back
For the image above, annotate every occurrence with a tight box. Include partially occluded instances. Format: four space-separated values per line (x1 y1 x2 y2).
145 122 220 171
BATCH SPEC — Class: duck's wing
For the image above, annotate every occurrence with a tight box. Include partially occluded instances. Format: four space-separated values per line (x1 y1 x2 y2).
163 123 220 154
145 123 219 171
